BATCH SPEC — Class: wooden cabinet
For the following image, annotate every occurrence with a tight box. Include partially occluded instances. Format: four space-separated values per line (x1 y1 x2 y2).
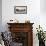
7 23 34 46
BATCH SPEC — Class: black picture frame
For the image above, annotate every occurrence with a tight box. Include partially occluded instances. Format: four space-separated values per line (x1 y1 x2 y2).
14 6 27 14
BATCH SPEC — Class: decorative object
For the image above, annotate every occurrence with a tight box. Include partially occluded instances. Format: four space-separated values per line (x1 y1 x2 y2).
8 19 19 23
0 32 5 46
44 31 46 40
14 6 27 14
36 25 45 46
1 31 12 46
25 20 30 23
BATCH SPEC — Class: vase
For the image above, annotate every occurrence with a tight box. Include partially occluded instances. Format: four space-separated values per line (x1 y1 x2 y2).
39 40 45 46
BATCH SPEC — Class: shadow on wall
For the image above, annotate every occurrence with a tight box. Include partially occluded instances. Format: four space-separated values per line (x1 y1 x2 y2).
0 0 2 32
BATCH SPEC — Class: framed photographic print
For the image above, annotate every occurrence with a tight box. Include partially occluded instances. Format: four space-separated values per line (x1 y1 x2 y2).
14 6 27 14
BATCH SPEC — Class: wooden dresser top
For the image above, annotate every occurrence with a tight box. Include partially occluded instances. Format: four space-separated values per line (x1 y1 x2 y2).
7 23 34 25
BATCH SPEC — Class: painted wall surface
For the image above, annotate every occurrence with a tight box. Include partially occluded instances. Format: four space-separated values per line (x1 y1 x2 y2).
2 0 46 46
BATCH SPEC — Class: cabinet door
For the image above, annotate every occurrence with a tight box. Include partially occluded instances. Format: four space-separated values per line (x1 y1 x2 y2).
11 32 28 46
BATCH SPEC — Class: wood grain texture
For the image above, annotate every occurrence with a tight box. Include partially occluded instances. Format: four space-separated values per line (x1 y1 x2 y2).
7 23 34 46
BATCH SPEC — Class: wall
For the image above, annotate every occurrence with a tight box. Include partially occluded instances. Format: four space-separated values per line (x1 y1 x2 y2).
0 0 2 32
2 0 46 46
